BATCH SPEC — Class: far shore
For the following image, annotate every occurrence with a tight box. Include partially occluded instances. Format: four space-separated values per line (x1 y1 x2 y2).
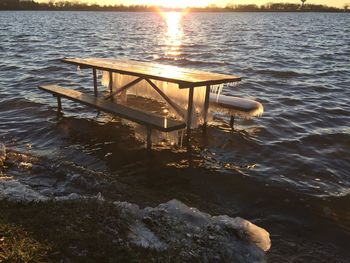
1 1 349 13
0 8 350 14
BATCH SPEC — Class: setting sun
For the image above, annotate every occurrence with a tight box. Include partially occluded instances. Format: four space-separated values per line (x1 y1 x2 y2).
109 0 213 8
151 0 212 8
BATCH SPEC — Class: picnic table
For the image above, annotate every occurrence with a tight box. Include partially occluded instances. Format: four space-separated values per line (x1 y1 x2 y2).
39 58 241 150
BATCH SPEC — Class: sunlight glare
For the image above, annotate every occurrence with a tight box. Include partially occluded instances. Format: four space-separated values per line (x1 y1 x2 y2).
160 11 183 58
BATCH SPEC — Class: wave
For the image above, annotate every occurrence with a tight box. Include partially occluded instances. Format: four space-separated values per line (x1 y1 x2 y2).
253 69 303 78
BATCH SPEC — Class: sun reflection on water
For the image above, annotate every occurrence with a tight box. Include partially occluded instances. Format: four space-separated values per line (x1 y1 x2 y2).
160 11 184 59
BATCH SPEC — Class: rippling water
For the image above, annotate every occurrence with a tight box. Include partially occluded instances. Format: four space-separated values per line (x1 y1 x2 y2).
1 11 350 261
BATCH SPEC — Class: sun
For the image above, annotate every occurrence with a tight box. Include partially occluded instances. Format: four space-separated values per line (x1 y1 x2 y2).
152 0 212 8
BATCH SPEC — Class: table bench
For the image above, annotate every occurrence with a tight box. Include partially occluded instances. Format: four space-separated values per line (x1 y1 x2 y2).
39 84 186 150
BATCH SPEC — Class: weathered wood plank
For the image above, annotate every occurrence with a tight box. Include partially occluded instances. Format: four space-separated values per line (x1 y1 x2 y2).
39 85 186 132
62 58 241 89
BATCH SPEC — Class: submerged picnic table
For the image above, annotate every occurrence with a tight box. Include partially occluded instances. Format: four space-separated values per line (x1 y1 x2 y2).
40 58 241 149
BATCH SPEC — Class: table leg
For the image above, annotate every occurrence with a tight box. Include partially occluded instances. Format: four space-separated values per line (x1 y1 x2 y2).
186 87 194 143
56 96 62 113
93 68 98 97
108 71 113 94
146 127 152 151
203 84 210 129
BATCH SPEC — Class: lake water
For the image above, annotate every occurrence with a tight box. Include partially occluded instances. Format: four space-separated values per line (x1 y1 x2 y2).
0 11 349 261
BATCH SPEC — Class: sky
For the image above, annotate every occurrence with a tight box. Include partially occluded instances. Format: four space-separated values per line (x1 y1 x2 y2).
37 0 349 8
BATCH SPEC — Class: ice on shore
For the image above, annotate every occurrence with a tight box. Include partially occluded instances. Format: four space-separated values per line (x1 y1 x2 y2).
0 177 48 202
115 199 270 262
0 143 270 261
0 177 85 203
0 181 270 262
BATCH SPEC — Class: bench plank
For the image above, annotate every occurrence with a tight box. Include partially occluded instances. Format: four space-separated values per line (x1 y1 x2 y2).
39 85 186 132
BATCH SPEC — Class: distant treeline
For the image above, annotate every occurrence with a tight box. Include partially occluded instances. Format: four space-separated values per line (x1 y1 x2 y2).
0 0 349 12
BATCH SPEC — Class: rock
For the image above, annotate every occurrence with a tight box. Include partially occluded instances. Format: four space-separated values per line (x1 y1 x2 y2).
212 215 271 251
242 219 271 252
19 162 33 170
208 235 215 240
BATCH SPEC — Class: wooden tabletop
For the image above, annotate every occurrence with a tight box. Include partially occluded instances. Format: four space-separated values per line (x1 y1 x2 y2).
63 58 241 89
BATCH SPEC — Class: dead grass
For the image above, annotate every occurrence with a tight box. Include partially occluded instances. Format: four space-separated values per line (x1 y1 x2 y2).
0 199 139 262
0 223 49 262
